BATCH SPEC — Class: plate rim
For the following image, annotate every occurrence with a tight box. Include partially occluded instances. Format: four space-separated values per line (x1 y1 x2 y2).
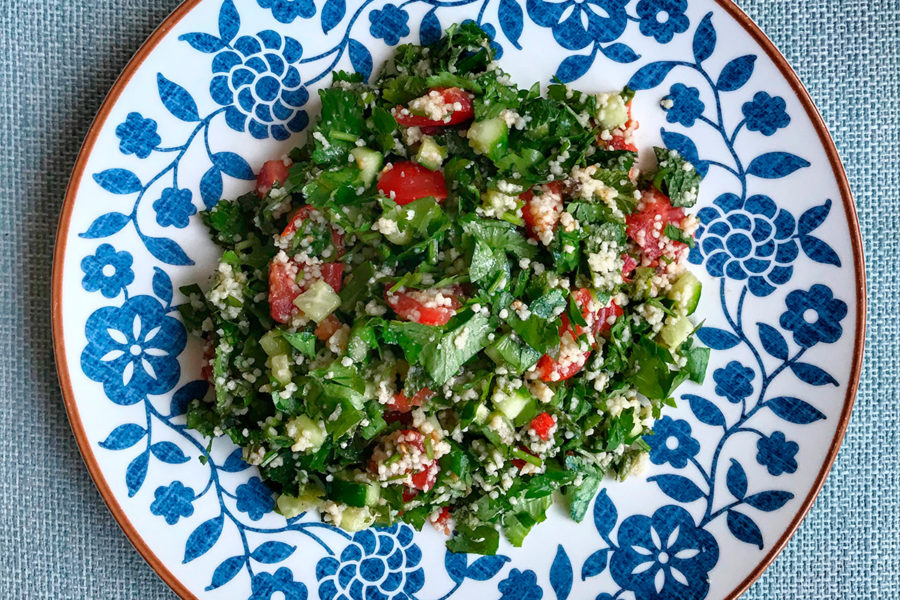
51 1 867 598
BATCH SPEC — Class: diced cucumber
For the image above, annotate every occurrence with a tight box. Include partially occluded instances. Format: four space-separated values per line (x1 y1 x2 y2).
597 92 628 130
285 415 327 452
294 279 341 323
275 484 324 518
659 316 693 350
269 353 293 385
491 386 534 421
260 329 289 357
467 118 508 160
415 136 447 170
668 271 702 316
482 411 515 447
340 506 375 532
482 189 525 225
473 402 491 426
330 477 381 508
351 147 383 187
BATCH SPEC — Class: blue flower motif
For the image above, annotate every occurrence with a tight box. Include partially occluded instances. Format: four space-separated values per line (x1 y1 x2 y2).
257 0 315 24
368 4 410 46
210 30 308 140
150 481 195 525
152 187 196 228
742 91 791 136
81 295 186 405
779 284 847 347
250 567 308 600
756 431 799 476
610 505 719 600
527 0 629 51
115 112 160 158
498 568 543 600
689 193 798 297
712 361 755 404
663 83 704 127
316 524 424 600
236 477 275 521
81 244 134 298
635 0 689 43
647 417 699 469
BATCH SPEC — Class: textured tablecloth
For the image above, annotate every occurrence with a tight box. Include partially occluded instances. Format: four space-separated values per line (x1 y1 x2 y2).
1 0 897 597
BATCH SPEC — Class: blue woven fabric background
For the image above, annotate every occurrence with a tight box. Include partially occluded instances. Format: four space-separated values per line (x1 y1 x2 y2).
0 0 896 597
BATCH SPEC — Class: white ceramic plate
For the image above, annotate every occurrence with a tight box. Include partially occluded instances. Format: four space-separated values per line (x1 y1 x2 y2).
53 1 864 598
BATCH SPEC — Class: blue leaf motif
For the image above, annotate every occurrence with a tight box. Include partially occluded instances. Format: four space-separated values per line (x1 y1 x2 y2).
150 441 190 464
171 380 209 416
800 235 841 267
144 236 194 266
757 323 788 360
626 61 677 90
221 448 251 472
419 9 441 46
93 169 142 195
126 450 149 497
99 423 146 450
178 32 225 53
790 362 839 386
743 490 794 512
798 199 831 235
152 267 173 305
692 12 716 63
444 550 467 584
660 129 705 175
550 545 573 600
766 396 826 424
80 212 131 239
348 39 373 82
466 555 509 580
555 53 594 83
696 327 740 350
726 510 763 548
251 541 296 563
684 394 726 427
598 43 640 64
498 0 524 50
321 0 346 33
592 488 617 539
746 152 810 179
218 0 239 43
157 74 200 122
206 556 246 591
648 474 705 502
581 548 608 580
200 165 223 209
716 55 756 91
184 515 224 563
211 152 254 180
726 459 747 499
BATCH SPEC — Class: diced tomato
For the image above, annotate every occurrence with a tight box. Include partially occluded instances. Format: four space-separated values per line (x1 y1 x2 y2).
384 410 414 426
530 412 556 441
626 188 687 264
387 387 435 413
280 206 345 258
511 446 538 470
377 161 448 206
384 285 463 326
314 314 342 341
535 342 588 383
410 460 439 492
402 488 419 503
603 100 638 152
394 87 474 127
268 259 301 323
594 300 623 336
560 287 594 338
200 342 215 382
621 253 637 282
520 182 563 242
431 506 453 536
256 159 291 198
318 263 344 292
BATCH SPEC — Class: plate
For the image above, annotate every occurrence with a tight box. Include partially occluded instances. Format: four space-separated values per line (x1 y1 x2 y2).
52 1 865 598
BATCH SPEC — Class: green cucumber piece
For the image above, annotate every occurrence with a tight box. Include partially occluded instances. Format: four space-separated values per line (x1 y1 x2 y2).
659 316 693 350
597 92 628 130
340 506 375 532
269 353 293 385
275 484 325 518
293 279 341 323
351 147 383 187
285 415 327 452
260 329 289 357
415 136 447 170
330 477 381 508
491 386 534 421
467 118 508 160
668 271 702 316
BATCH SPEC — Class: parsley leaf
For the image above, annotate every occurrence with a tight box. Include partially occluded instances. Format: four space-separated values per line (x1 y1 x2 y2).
652 147 703 208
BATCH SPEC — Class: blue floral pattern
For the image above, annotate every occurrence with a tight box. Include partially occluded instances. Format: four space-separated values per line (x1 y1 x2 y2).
72 2 856 599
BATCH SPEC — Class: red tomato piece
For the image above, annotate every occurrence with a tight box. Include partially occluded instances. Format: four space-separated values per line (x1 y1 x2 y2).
317 263 344 293
394 87 474 127
268 259 301 324
594 300 623 336
603 100 639 152
314 314 342 341
256 159 291 198
529 412 557 441
377 161 448 206
535 343 589 383
520 182 563 242
387 387 435 413
384 285 462 326
626 188 687 264
431 506 453 536
621 253 637 282
511 446 539 470
280 206 345 259
200 342 215 382
410 460 439 492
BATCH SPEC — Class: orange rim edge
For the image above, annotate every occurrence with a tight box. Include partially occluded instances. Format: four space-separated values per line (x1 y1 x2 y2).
51 2 866 599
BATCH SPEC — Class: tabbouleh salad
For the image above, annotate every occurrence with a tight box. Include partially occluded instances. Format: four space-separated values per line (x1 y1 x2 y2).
179 24 709 554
